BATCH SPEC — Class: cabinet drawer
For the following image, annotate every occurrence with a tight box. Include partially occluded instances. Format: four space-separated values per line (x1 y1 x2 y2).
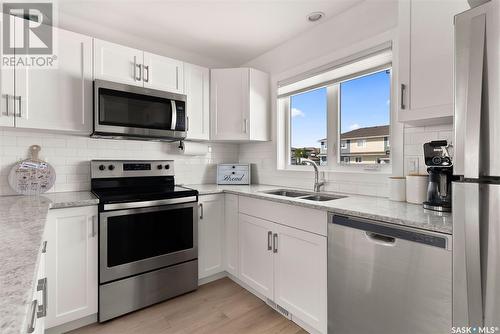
239 196 327 236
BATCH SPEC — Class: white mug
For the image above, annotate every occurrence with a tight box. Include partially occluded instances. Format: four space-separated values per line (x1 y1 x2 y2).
389 177 406 202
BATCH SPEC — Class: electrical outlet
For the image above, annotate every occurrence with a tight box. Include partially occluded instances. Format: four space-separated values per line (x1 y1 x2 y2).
407 157 419 174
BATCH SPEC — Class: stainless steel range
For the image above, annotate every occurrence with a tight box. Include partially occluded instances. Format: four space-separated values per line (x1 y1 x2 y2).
91 160 198 322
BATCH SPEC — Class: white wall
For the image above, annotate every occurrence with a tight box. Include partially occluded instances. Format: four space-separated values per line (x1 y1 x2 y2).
0 129 238 196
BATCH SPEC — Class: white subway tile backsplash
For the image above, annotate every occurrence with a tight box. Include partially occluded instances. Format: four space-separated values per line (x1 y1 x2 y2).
0 129 239 196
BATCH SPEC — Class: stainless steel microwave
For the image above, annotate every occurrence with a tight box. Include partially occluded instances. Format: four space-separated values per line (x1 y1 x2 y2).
92 80 187 141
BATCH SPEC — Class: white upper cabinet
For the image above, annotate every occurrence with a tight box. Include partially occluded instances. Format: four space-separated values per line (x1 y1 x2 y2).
184 63 210 140
45 206 98 329
198 194 225 279
398 0 469 125
94 39 185 94
0 16 14 128
210 68 269 141
94 39 143 87
15 28 93 132
143 52 184 93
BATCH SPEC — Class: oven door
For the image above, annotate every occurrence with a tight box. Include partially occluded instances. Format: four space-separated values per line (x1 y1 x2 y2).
99 201 197 283
93 79 186 140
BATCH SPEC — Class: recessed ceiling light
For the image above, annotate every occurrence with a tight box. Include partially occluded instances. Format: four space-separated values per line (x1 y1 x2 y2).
307 11 325 22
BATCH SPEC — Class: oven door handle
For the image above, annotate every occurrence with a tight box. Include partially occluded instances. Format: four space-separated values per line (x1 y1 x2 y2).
103 196 197 211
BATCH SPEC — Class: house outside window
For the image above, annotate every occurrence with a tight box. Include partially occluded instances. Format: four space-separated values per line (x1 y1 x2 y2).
355 157 362 163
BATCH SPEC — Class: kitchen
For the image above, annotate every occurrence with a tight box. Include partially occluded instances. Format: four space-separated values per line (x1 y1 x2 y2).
0 0 497 333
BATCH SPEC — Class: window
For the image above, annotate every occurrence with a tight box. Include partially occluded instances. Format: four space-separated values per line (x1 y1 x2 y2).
278 46 393 171
340 70 391 165
356 140 366 148
289 87 327 165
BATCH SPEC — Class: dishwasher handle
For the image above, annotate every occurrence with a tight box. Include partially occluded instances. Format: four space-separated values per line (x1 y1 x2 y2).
366 232 396 245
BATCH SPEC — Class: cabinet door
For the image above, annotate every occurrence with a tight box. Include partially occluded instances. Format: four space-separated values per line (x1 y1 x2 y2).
210 68 249 141
238 213 274 299
398 0 468 124
143 52 184 93
198 194 224 279
0 15 14 128
94 38 143 86
184 63 210 140
273 224 327 333
224 194 239 277
45 206 98 328
14 28 92 132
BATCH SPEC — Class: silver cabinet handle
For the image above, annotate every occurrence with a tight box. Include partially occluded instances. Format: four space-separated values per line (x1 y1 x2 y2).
3 94 9 116
27 300 37 333
41 241 47 253
133 56 142 81
91 215 97 237
267 231 272 251
400 84 406 110
37 278 47 318
15 95 21 117
199 203 203 220
243 118 248 134
143 65 149 82
273 233 278 253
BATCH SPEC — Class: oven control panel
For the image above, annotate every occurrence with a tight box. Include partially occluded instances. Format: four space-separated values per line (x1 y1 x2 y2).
91 160 174 178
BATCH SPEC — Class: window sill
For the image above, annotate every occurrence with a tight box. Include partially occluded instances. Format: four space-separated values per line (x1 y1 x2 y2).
280 165 392 175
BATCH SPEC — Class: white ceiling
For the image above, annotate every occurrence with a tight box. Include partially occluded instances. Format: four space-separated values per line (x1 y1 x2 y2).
56 0 365 66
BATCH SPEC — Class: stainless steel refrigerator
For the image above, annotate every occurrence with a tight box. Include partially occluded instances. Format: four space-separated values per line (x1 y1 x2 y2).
453 0 500 328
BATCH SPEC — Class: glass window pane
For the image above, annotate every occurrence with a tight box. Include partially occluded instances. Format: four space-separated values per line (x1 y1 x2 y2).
290 87 327 165
340 69 391 165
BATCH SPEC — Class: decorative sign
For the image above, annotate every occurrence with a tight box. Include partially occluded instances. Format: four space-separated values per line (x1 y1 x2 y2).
8 145 56 195
217 164 251 185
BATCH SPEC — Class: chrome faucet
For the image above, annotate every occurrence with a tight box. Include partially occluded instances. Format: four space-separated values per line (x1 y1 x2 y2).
300 158 325 192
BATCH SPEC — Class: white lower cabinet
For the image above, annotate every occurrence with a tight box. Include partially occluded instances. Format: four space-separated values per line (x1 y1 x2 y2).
45 205 98 329
238 207 327 334
273 224 327 334
238 213 274 299
198 194 225 279
224 194 239 277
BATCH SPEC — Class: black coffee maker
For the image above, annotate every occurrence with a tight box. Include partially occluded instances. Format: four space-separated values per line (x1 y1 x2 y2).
423 140 453 212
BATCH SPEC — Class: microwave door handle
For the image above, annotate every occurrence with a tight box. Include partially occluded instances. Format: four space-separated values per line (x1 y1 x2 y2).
464 13 486 179
170 100 177 130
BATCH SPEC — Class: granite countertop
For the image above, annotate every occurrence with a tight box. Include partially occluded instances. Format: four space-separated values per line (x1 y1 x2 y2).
0 192 98 334
185 184 452 235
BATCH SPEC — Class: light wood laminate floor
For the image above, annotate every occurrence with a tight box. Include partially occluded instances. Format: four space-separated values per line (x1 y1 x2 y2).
71 278 308 334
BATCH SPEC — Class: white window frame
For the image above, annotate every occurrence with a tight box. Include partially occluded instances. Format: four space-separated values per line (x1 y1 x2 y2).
281 66 392 172
340 141 347 149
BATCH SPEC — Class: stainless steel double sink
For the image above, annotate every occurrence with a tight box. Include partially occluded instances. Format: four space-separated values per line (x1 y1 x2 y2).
261 189 346 202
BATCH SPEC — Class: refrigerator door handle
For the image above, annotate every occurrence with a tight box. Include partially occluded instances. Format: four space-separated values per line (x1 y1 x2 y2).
454 183 484 327
464 185 483 326
464 13 486 179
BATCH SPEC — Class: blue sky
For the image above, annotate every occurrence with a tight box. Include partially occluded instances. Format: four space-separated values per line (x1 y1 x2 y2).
290 70 390 148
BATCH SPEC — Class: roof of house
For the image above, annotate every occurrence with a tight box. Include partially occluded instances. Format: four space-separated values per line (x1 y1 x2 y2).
340 125 389 140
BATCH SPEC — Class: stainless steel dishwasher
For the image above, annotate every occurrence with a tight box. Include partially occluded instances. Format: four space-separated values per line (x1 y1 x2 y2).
328 214 452 334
